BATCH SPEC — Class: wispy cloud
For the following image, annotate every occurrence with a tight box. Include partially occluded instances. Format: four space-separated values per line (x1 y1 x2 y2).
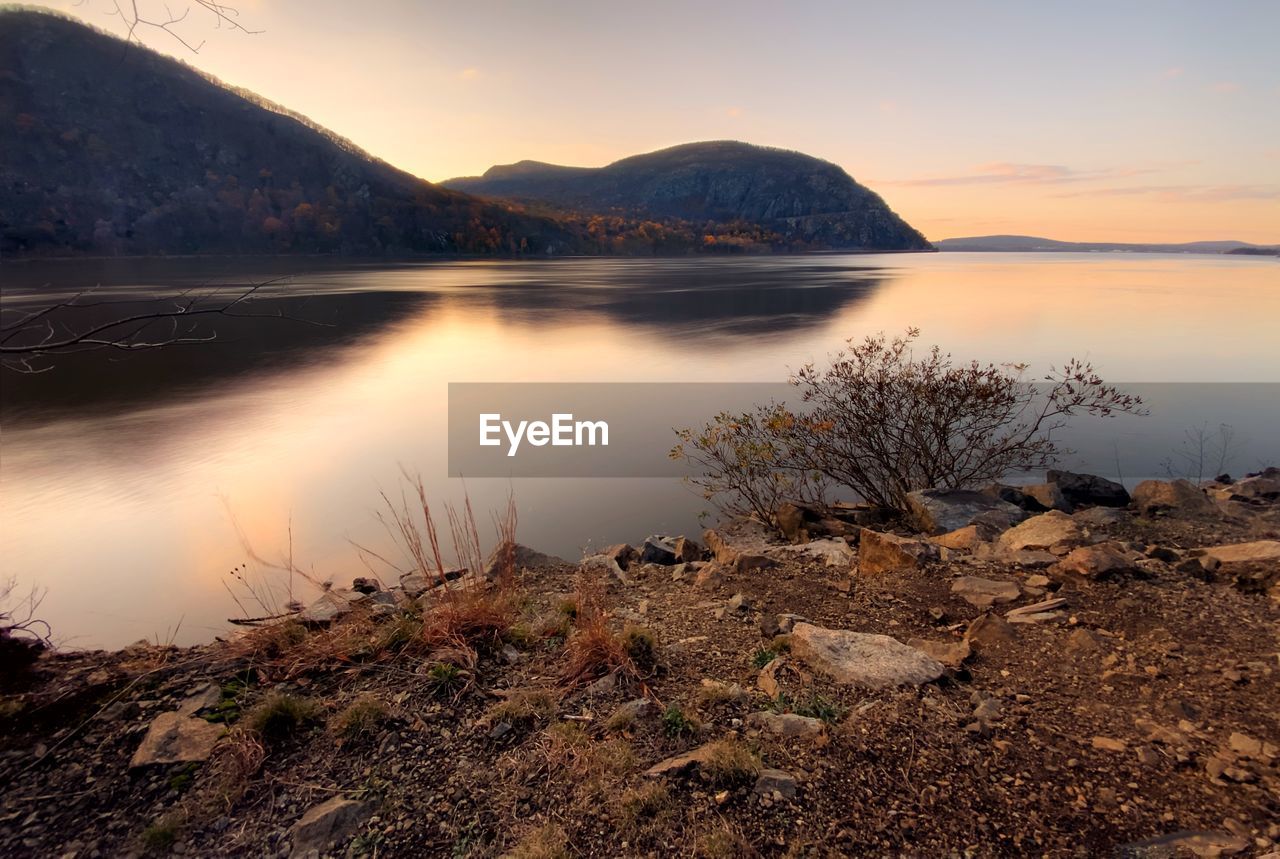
457 68 480 81
1206 81 1241 94
878 162 1162 187
1054 184 1280 202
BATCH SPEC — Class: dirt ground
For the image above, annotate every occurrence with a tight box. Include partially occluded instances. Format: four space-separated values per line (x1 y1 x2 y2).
2 487 1277 858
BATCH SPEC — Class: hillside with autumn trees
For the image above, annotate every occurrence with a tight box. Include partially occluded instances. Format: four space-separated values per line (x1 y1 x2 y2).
0 9 931 258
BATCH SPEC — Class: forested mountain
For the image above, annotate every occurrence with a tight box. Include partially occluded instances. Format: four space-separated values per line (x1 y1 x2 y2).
446 141 933 252
0 10 930 258
0 9 583 257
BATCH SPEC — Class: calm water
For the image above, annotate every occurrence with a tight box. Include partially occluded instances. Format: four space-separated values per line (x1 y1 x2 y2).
1 253 1277 647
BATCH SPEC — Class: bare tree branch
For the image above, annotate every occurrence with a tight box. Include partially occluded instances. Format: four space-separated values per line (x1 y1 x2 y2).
77 0 260 53
1 277 329 373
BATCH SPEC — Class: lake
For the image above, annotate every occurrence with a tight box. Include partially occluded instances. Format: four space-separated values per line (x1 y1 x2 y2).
1 252 1277 648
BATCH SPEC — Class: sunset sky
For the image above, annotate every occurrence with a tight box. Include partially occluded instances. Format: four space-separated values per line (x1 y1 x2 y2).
31 0 1280 243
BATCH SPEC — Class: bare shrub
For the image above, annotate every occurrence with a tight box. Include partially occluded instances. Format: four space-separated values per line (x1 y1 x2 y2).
674 329 1145 521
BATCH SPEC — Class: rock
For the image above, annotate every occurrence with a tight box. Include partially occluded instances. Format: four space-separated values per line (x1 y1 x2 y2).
1198 540 1280 570
703 519 775 566
776 613 806 634
1005 597 1068 623
929 524 989 551
1046 470 1131 508
290 798 370 855
299 590 354 625
905 489 1025 535
1072 506 1129 527
906 637 971 669
700 678 749 704
746 711 828 741
129 712 224 768
1065 628 1104 653
732 553 778 575
601 543 638 570
609 698 656 725
672 536 704 564
1091 736 1127 752
484 542 565 578
757 657 787 697
1221 468 1280 503
1023 482 1074 512
644 743 720 778
726 593 750 613
964 613 1016 650
790 623 944 688
1025 574 1052 588
983 483 1053 513
176 683 221 717
638 535 678 565
1119 831 1250 858
753 768 797 799
1132 479 1216 517
1050 543 1139 580
995 511 1083 556
771 538 855 568
1228 731 1276 761
580 553 631 585
692 563 725 591
857 529 941 576
950 576 1021 608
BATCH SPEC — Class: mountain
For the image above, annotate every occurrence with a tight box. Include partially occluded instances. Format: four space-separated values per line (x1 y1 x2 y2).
445 141 933 252
0 9 584 257
935 235 1275 254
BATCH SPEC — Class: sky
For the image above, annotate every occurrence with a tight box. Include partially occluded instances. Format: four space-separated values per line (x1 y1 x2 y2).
29 0 1280 243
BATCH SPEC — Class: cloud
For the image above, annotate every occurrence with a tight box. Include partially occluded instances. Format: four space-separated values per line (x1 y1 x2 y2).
725 106 743 118
457 68 480 81
1207 81 1241 94
877 162 1161 187
1054 184 1280 202
1161 67 1184 79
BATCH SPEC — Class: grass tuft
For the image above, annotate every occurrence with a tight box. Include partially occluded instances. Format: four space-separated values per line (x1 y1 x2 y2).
487 688 558 727
332 694 390 741
503 822 569 859
701 739 761 787
243 692 321 743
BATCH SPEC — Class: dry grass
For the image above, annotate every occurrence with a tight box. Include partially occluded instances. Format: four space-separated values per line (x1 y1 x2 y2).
243 692 322 743
486 687 559 727
700 739 761 787
560 573 661 686
331 694 389 742
694 822 759 858
503 822 569 859
618 782 674 831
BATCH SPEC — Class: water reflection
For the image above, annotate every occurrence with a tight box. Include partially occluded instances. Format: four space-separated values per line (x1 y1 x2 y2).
1 253 1277 647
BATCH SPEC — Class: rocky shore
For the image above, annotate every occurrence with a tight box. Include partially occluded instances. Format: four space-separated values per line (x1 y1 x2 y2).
2 470 1278 858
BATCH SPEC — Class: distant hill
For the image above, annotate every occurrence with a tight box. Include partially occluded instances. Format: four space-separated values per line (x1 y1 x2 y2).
445 141 933 252
935 235 1276 254
0 9 585 257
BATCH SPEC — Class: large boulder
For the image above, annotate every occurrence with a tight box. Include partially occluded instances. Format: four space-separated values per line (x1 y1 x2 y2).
1131 479 1216 517
857 529 940 576
484 542 566 578
1046 470 1131 508
905 489 1025 535
789 623 944 688
995 511 1084 556
703 518 775 565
